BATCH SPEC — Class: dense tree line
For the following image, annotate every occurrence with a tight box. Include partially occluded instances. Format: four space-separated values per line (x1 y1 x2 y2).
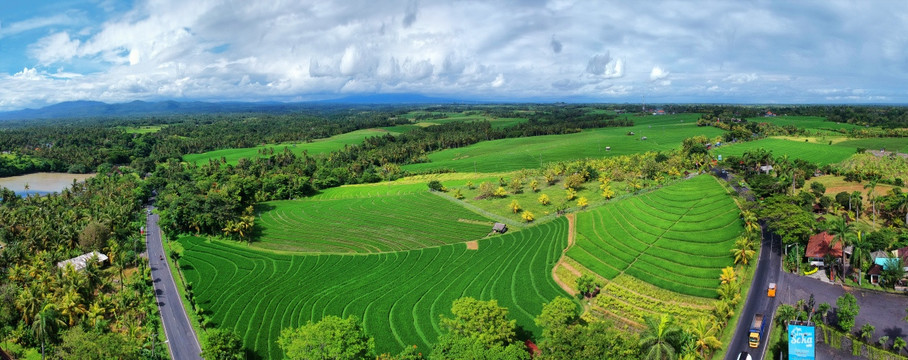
0 169 161 359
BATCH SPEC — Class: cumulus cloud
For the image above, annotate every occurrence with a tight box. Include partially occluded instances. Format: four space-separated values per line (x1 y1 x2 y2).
2 0 908 109
649 66 669 81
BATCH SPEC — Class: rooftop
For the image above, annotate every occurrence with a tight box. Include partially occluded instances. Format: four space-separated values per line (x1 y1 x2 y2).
56 251 108 271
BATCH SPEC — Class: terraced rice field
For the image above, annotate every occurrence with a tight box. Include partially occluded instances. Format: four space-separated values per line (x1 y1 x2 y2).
255 192 494 253
567 175 742 298
713 137 856 166
183 128 396 165
179 218 570 358
403 114 723 173
746 115 864 133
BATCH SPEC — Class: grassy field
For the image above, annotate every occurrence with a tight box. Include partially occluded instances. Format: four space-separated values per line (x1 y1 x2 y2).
254 192 495 253
834 137 908 153
403 114 723 173
401 111 528 129
713 137 857 166
746 115 864 133
567 175 742 298
183 128 396 165
179 218 570 358
122 125 164 134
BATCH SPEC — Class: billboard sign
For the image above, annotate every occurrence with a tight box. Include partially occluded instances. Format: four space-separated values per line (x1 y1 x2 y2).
788 324 815 360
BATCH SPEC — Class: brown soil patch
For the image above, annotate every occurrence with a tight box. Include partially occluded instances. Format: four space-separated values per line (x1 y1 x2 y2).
465 241 479 250
551 213 578 296
457 218 492 226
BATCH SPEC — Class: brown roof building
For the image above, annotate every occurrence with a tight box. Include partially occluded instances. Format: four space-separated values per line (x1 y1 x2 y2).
805 231 843 258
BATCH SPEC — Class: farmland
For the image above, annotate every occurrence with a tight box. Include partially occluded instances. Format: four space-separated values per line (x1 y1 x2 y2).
567 175 742 298
178 217 570 358
403 113 723 173
183 128 397 165
746 115 864 133
254 192 495 253
713 137 857 166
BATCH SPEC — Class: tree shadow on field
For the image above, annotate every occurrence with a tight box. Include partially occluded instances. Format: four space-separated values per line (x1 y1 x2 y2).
248 203 277 244
514 324 533 344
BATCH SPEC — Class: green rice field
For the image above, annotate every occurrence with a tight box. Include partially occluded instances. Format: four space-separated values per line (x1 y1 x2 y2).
403 114 723 173
713 137 857 166
254 192 494 253
746 115 864 133
183 128 396 165
567 175 742 298
834 137 908 153
179 218 570 357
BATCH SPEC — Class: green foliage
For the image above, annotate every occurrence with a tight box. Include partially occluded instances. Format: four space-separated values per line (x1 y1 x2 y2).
575 274 600 298
639 314 684 360
427 180 444 192
278 315 374 360
53 327 142 360
568 175 742 298
836 293 860 332
202 329 245 360
536 297 639 359
179 218 570 357
757 196 817 245
714 138 856 166
439 298 516 349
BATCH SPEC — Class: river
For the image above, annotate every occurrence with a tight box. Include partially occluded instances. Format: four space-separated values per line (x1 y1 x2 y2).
0 172 95 197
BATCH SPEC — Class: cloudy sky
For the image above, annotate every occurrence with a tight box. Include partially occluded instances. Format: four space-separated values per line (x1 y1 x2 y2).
1 0 907 110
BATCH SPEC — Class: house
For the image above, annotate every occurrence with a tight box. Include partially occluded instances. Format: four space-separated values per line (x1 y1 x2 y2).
641 136 648 140
492 223 508 234
765 111 777 117
605 146 611 151
652 109 666 115
759 165 774 174
805 231 842 268
868 264 884 285
56 251 108 271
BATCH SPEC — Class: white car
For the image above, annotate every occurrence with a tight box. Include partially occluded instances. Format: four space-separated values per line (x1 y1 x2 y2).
737 352 752 360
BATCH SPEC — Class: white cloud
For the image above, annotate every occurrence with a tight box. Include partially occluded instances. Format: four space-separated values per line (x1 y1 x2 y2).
650 66 669 81
2 0 908 110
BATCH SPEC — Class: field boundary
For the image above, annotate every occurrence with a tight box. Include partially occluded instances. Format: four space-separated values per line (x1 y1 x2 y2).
552 213 578 296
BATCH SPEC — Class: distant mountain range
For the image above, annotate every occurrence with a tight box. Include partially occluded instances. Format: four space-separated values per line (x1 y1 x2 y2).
0 94 480 121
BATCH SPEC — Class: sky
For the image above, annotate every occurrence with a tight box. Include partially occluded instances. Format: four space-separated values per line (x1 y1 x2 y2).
1 0 907 110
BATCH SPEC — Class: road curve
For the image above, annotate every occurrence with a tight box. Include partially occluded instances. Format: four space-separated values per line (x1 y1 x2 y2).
724 226 782 360
146 205 203 360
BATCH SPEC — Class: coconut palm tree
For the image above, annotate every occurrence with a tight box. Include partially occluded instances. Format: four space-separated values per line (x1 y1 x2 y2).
741 210 760 234
640 314 683 360
690 317 721 359
731 236 757 267
827 216 854 281
850 231 872 285
33 303 64 360
864 179 879 225
719 267 737 284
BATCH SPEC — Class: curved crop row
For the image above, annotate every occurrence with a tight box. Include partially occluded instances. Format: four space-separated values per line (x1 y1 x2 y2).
569 175 742 298
255 192 494 253
180 218 570 358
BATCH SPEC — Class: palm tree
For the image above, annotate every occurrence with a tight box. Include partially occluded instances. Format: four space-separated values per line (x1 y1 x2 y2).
897 192 908 228
16 285 41 324
895 337 907 356
57 287 86 326
640 314 683 360
827 216 854 281
864 179 879 225
719 267 737 284
741 210 760 234
850 231 872 285
33 303 64 360
731 236 757 267
690 316 722 359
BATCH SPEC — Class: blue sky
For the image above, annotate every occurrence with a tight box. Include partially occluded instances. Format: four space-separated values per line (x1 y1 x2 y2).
0 0 907 110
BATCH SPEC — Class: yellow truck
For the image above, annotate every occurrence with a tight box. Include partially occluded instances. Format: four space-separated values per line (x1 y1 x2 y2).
767 282 776 297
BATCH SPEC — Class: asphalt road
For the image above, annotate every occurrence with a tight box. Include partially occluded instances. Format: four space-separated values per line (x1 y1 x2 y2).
725 227 782 360
146 205 203 360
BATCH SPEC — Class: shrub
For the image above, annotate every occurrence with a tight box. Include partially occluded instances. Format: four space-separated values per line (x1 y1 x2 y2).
538 194 550 205
427 180 444 192
521 211 535 222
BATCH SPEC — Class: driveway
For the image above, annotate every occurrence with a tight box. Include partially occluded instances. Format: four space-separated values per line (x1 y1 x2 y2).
146 205 203 360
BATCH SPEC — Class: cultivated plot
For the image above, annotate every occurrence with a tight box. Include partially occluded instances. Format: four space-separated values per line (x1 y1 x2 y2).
713 137 856 166
179 218 570 357
567 175 742 298
255 192 495 253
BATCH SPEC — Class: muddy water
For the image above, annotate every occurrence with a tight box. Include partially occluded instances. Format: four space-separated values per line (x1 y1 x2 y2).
0 172 95 196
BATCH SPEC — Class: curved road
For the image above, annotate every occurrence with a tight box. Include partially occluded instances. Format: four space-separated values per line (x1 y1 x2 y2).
146 205 203 360
725 226 782 360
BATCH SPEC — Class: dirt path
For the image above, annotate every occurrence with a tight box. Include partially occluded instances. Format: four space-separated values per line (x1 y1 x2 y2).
552 213 578 296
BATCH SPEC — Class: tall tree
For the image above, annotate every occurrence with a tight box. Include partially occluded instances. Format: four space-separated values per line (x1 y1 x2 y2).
639 314 683 360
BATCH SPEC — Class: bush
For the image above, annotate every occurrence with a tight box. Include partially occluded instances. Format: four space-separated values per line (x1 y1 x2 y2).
836 293 859 332
427 180 444 192
521 211 535 222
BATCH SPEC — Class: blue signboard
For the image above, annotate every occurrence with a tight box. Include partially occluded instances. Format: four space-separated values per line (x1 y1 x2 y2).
788 325 816 360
